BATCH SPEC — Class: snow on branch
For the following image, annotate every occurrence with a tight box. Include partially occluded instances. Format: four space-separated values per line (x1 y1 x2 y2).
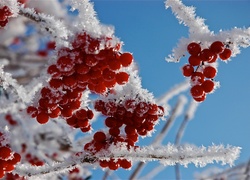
165 0 250 62
18 6 71 47
14 144 240 178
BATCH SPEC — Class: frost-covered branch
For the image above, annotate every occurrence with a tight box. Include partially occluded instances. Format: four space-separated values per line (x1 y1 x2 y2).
14 144 241 179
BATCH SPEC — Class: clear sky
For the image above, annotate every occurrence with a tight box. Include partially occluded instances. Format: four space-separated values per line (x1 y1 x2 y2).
89 0 250 179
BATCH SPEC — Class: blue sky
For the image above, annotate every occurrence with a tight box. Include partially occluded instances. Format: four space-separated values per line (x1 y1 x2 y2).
89 0 250 179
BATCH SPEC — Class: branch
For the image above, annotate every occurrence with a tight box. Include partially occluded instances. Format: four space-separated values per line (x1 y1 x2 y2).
15 144 241 178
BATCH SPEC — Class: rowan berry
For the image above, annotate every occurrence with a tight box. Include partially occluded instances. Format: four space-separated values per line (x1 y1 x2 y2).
182 64 194 77
116 72 129 85
188 55 201 66
0 146 11 159
191 72 205 85
94 131 106 142
203 66 217 79
120 52 133 67
202 80 215 93
210 41 224 54
187 42 201 55
199 49 214 62
219 48 232 60
36 112 49 124
190 85 204 98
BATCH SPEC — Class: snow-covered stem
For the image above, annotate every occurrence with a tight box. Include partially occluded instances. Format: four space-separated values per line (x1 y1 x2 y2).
14 144 241 178
129 96 187 180
18 6 70 47
156 80 189 105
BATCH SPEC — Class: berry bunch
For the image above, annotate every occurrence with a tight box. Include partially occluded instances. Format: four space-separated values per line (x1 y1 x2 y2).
27 32 133 128
182 41 232 102
82 99 164 170
0 132 21 178
0 6 12 28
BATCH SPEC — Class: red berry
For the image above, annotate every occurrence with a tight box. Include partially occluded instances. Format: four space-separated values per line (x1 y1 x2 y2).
85 55 98 67
57 56 74 72
210 41 224 54
120 52 133 67
94 131 106 142
103 68 116 81
182 64 194 77
36 112 49 124
202 80 215 93
49 78 63 89
125 126 136 135
94 100 105 112
203 66 217 79
109 128 120 137
199 49 214 62
193 93 206 102
108 159 119 170
76 64 90 74
75 109 87 119
116 72 129 85
27 106 38 118
120 159 132 169
190 85 205 98
49 107 61 118
94 82 106 94
47 41 56 50
188 55 201 66
100 160 109 168
77 119 89 128
219 48 231 60
80 125 91 132
208 53 218 63
63 76 77 88
105 117 117 128
0 146 11 159
191 72 204 85
187 42 201 55
87 110 94 119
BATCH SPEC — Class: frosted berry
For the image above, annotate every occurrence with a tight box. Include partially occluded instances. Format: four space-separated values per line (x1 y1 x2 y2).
191 72 205 85
187 42 201 55
219 48 231 60
188 55 201 66
182 64 194 77
199 49 214 62
120 52 133 67
202 80 215 93
210 41 224 54
203 66 217 79
190 85 204 98
94 131 106 142
116 72 129 85
36 112 49 124
0 146 11 159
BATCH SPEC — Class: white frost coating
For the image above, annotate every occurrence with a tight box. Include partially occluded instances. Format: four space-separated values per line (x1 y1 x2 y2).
27 0 66 18
165 0 250 62
19 6 71 48
67 0 115 38
157 80 190 105
14 143 241 179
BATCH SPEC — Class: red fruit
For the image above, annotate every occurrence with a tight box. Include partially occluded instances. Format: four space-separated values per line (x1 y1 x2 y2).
109 128 120 137
116 72 129 85
120 159 132 169
94 82 106 94
187 42 201 55
203 66 217 79
199 49 214 62
0 19 8 27
105 101 117 115
136 102 149 115
27 106 38 118
120 52 133 67
219 48 231 60
190 85 204 98
63 76 77 88
61 108 73 118
66 116 77 126
85 55 98 67
47 41 56 50
77 119 89 128
191 72 205 85
75 109 87 119
105 117 117 128
11 153 21 164
87 110 94 119
57 56 74 72
76 64 90 74
193 93 206 102
108 60 121 71
94 131 106 142
49 78 63 89
36 112 49 124
99 160 109 168
49 107 61 118
124 99 137 112
210 41 224 54
208 53 218 63
94 100 105 112
148 104 158 115
181 64 194 77
125 126 136 135
188 55 201 66
202 80 215 93
103 68 116 81
108 159 119 170
80 125 91 132
104 79 116 88
0 146 11 159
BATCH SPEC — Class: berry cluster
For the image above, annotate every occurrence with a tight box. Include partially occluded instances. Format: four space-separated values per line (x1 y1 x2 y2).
0 6 12 28
83 99 164 170
27 32 133 127
0 132 21 178
182 41 232 102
